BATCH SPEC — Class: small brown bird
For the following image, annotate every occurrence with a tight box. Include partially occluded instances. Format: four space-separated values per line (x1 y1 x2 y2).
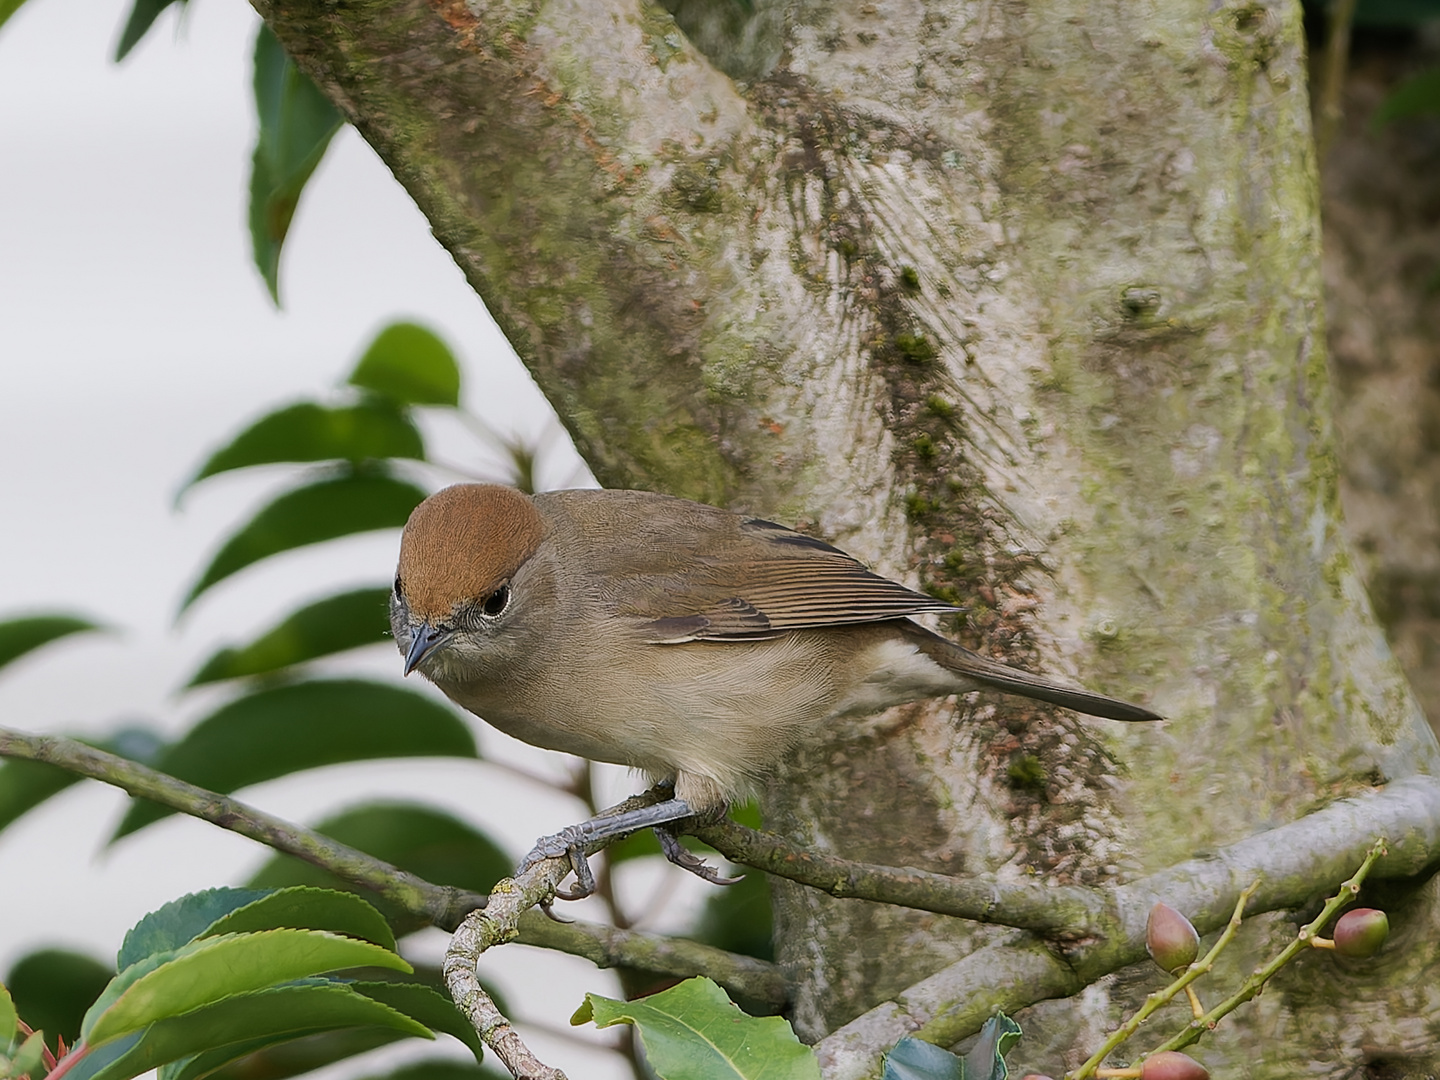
391 484 1158 891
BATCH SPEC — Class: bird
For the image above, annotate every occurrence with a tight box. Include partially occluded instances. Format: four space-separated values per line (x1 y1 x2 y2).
390 483 1160 894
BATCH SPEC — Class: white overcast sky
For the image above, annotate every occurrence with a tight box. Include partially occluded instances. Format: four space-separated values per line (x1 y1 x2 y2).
0 0 677 1075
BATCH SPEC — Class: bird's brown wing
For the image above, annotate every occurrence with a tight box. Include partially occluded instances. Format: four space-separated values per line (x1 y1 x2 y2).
628 515 958 643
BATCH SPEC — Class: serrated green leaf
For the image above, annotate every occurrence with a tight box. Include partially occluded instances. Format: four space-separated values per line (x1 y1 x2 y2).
201 888 396 952
85 982 429 1080
119 890 271 970
249 24 343 303
0 614 106 674
186 587 392 687
576 977 819 1080
4 950 114 1048
181 473 427 610
86 931 411 1048
84 943 210 1044
113 0 182 60
348 323 461 407
0 982 16 1045
185 402 425 491
175 972 503 1080
0 729 163 838
113 680 476 838
1373 68 1440 128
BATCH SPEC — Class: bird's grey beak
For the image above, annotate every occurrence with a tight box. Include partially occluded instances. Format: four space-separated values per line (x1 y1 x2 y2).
404 623 455 676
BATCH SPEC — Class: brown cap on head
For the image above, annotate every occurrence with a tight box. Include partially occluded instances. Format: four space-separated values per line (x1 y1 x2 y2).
397 485 546 620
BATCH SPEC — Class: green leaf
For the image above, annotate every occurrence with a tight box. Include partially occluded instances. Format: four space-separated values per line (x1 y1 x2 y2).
350 982 481 1060
575 977 819 1080
882 1016 1022 1080
4 950 114 1048
884 1039 964 1080
84 982 430 1080
186 587 393 686
349 323 462 407
7 1028 46 1077
249 23 344 303
185 402 425 490
113 680 476 838
0 614 106 674
119 890 271 971
961 1015 1021 1080
201 888 397 952
85 931 411 1048
181 473 427 610
0 729 163 838
1373 68 1440 128
113 0 183 60
176 976 501 1080
167 1027 404 1080
0 0 31 35
0 982 16 1045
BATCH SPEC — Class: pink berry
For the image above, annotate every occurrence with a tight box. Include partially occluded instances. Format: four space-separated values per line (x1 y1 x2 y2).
1140 1050 1209 1080
1333 908 1389 958
1146 902 1200 974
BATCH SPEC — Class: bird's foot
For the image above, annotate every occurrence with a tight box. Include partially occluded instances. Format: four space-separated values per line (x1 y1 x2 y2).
517 796 698 902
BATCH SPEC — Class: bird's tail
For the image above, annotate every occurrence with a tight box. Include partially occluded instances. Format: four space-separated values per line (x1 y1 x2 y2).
910 626 1162 723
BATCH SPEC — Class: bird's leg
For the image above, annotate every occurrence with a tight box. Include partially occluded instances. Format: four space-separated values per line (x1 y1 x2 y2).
519 796 697 900
654 826 744 887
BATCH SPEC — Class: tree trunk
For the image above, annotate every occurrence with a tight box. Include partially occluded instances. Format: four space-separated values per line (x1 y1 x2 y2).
253 0 1440 1072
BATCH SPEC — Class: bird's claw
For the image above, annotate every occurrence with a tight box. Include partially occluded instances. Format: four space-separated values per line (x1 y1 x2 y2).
656 827 743 886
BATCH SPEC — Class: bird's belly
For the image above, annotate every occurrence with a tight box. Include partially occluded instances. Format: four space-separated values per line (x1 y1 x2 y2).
436 632 848 795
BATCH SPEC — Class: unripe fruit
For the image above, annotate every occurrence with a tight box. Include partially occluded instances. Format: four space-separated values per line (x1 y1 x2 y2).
1140 1051 1209 1080
1333 908 1389 958
1146 902 1200 973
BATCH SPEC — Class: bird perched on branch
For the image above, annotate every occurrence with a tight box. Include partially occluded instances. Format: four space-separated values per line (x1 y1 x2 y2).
391 484 1159 895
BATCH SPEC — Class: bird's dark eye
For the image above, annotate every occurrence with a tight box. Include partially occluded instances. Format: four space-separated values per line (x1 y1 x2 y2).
393 575 403 598
482 584 510 617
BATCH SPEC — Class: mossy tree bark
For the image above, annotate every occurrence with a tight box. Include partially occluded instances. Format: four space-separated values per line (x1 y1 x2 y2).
253 0 1440 1073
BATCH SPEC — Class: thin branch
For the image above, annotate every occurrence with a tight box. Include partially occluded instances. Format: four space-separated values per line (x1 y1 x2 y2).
442 789 697 1079
0 726 479 928
691 818 1107 936
0 725 786 1009
445 871 574 1080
